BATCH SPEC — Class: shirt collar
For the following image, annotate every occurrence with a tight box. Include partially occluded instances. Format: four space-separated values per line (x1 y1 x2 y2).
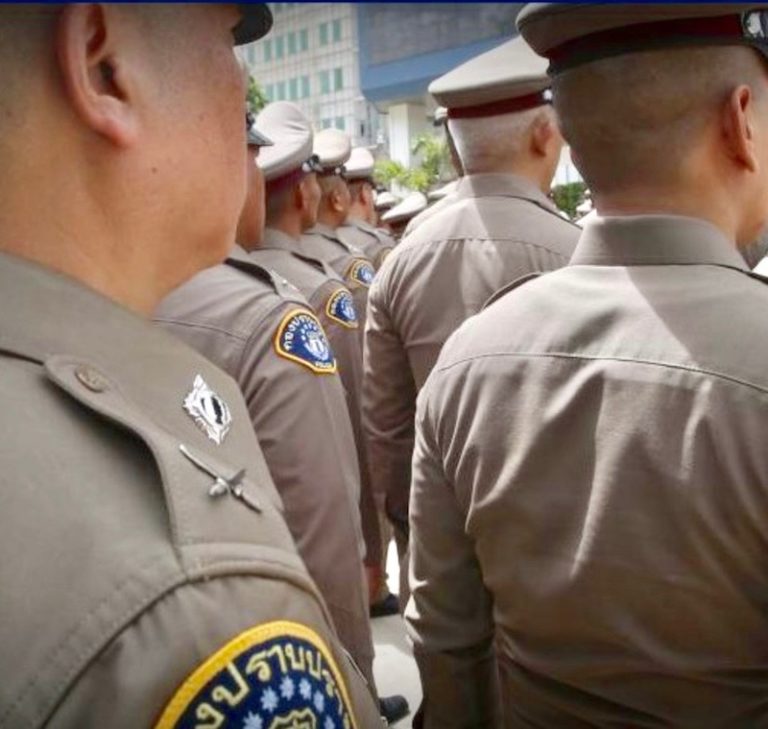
262 227 302 253
457 173 559 214
570 215 748 271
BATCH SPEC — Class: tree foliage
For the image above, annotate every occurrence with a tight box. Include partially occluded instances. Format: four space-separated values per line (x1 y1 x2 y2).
246 75 269 114
551 182 588 219
373 133 451 194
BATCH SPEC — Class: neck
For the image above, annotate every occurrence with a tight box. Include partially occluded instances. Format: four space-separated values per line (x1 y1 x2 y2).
594 184 742 245
0 183 163 315
467 157 552 195
346 203 369 225
317 208 344 230
268 213 302 241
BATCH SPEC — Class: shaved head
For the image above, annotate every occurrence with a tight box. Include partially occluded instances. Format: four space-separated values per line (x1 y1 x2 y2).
449 106 555 174
554 45 768 194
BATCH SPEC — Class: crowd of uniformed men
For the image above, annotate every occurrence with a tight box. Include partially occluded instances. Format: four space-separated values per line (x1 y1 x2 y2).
5 2 768 728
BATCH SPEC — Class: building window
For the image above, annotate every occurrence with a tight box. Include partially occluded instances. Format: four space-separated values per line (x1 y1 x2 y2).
319 22 329 47
289 77 298 101
335 116 346 131
332 19 342 43
276 81 286 101
319 70 330 95
264 39 272 62
300 29 309 52
301 75 310 98
265 84 274 101
275 35 284 59
333 67 343 91
287 31 296 55
321 118 332 129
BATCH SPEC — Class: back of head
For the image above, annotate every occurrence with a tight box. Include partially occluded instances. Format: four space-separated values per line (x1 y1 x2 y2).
518 3 768 243
431 35 561 182
552 45 768 195
0 4 271 312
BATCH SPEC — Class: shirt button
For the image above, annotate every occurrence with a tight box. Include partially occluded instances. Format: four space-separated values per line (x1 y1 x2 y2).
74 365 108 393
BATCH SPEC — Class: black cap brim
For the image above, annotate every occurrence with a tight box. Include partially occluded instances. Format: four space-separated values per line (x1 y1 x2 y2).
248 126 273 147
234 4 273 46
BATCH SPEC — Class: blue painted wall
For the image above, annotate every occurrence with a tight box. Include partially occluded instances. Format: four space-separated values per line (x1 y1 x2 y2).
357 4 523 104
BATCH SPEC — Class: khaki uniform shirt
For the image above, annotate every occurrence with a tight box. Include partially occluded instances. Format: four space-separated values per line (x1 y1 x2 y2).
408 215 768 728
300 222 376 338
251 230 383 568
154 247 376 689
340 218 396 270
0 251 382 729
364 173 579 524
403 191 459 238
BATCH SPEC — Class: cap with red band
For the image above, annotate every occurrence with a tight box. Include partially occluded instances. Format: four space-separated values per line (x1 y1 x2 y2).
429 35 551 120
517 3 768 75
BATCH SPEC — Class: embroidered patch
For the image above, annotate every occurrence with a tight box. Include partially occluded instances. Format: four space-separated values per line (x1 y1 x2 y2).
183 375 232 445
345 259 375 288
154 621 357 729
274 309 337 374
325 288 358 330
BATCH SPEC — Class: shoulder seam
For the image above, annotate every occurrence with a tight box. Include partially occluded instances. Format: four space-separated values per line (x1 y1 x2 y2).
433 350 768 398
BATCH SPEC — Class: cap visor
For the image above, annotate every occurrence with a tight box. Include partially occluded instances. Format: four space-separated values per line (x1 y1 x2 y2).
248 128 273 147
234 4 273 45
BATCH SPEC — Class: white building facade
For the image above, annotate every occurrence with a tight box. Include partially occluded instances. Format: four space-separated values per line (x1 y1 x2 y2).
240 2 377 146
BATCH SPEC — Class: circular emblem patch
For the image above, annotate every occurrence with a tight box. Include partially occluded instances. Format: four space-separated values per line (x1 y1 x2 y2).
274 309 337 374
345 259 375 288
325 288 358 330
155 621 357 729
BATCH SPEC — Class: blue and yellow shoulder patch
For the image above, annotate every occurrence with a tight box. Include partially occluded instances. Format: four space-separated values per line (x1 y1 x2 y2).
274 309 337 374
325 288 358 330
155 621 357 729
345 259 375 289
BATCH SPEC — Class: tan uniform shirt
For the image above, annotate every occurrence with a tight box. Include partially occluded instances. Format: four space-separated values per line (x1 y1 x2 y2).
301 222 376 337
364 173 579 525
340 218 396 270
252 230 383 568
0 251 382 729
154 247 376 690
403 190 459 237
408 215 768 728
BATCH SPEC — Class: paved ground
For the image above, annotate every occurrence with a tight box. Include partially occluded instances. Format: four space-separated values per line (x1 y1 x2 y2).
372 543 422 727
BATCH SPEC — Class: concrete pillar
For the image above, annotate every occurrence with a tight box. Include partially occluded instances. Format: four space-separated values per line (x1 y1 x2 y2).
387 102 430 167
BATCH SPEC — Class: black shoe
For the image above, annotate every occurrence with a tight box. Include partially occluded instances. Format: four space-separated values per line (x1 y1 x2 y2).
370 592 400 618
380 694 410 725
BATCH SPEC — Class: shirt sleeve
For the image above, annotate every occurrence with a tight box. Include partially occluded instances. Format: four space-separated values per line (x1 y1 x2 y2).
362 275 419 527
47 576 383 729
405 379 501 729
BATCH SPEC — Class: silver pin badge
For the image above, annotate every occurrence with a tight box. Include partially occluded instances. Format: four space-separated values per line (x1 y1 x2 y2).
744 10 766 40
179 444 261 513
183 375 232 445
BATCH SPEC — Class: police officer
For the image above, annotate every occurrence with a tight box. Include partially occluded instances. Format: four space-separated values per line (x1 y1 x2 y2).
301 128 377 335
0 4 383 728
154 122 379 702
339 147 396 270
408 3 768 726
247 101 387 637
364 35 579 609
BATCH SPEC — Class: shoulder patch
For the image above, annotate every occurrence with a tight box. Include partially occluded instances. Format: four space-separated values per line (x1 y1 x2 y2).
155 621 357 729
274 309 337 374
325 288 359 329
482 272 541 311
345 259 375 288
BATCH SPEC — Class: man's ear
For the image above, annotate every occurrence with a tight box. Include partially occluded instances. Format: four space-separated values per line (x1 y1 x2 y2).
722 85 759 174
56 3 138 146
530 113 558 158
